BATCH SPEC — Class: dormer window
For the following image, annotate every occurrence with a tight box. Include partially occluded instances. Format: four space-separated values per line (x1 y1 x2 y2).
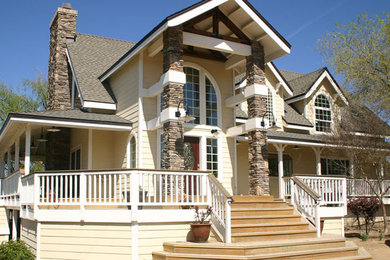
315 94 332 132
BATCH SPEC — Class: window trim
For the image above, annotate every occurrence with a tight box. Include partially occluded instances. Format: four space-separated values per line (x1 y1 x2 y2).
313 93 333 133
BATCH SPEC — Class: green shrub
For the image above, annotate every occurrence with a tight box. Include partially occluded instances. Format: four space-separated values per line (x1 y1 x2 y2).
0 240 34 260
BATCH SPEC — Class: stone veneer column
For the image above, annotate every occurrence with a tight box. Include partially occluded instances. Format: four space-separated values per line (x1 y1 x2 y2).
246 41 270 196
47 4 77 110
161 26 185 170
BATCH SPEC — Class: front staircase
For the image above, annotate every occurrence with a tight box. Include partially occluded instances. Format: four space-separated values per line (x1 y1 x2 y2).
153 196 372 260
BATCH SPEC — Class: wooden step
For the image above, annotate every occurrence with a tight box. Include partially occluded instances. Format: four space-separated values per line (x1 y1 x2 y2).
231 207 294 216
163 238 347 256
232 229 317 242
153 244 360 260
231 201 288 208
231 222 309 233
231 214 302 224
232 196 274 202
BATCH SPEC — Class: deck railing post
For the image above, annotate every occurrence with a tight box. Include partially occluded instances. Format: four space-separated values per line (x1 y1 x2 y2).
80 172 86 219
33 174 40 219
315 201 321 238
225 199 232 243
130 170 140 221
342 177 347 215
290 178 295 206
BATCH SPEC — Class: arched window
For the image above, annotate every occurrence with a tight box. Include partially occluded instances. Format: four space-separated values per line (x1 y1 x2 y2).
130 136 136 168
315 94 332 132
183 66 219 126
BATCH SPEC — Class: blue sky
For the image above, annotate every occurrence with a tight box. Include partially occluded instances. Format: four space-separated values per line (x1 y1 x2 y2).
0 0 388 91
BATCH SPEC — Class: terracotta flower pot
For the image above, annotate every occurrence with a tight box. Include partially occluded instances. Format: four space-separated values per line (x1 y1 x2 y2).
191 223 211 242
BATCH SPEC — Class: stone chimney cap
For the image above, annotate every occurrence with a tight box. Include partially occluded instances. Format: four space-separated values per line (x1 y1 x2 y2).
61 3 72 9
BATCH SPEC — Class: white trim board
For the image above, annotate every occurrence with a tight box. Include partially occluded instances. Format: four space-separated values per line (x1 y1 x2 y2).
10 117 132 131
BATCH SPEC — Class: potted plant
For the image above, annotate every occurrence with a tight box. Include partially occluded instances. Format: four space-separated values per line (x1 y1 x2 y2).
191 206 212 242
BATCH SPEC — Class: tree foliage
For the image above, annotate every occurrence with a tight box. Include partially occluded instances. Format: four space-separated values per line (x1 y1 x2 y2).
0 75 47 125
0 240 34 260
318 13 390 121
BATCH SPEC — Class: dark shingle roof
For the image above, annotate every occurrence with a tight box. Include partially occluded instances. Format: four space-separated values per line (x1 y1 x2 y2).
283 67 326 99
67 33 135 104
267 131 322 143
11 109 132 126
283 102 312 127
278 70 304 82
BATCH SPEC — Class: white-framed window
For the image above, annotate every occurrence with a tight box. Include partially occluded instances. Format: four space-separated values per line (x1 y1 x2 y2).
206 138 218 177
314 94 332 132
159 65 219 127
130 136 136 168
70 147 81 170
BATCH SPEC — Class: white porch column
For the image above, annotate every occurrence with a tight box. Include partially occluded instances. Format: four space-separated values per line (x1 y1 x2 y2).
273 144 287 199
88 129 93 170
15 138 20 171
12 210 17 240
24 125 31 175
312 147 322 175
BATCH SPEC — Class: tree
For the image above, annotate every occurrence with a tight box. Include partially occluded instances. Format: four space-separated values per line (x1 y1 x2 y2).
318 13 390 122
0 75 47 125
324 96 390 235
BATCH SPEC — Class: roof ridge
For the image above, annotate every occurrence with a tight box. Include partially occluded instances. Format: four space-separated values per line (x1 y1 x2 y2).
76 32 136 44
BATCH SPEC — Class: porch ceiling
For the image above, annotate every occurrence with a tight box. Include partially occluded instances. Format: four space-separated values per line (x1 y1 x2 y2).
0 109 132 152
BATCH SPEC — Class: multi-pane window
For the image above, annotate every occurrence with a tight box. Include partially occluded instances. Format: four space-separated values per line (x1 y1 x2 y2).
266 88 274 125
206 78 217 126
268 155 293 177
321 158 350 175
183 67 200 124
160 67 218 126
130 137 136 168
206 138 218 177
315 94 332 132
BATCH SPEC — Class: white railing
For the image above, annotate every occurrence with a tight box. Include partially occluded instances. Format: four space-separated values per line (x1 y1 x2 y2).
290 176 321 237
0 171 21 207
347 179 390 198
284 176 347 205
283 176 291 198
20 169 233 242
208 174 232 243
21 169 211 208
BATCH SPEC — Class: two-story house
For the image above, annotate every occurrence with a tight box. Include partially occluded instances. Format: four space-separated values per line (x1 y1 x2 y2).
0 1 383 259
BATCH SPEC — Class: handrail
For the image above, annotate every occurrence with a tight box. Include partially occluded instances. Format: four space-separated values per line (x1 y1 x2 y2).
208 174 233 243
290 176 321 237
208 174 233 200
294 177 321 199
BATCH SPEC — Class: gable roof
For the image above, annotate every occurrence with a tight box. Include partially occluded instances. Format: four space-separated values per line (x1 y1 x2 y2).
100 0 291 81
281 67 348 105
278 69 304 82
67 33 135 106
283 102 313 127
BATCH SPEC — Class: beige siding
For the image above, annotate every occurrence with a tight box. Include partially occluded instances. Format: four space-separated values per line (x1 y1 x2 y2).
236 142 249 195
322 218 343 236
0 207 8 243
221 136 234 194
21 219 37 256
70 128 88 169
40 223 132 260
142 130 158 169
138 223 190 260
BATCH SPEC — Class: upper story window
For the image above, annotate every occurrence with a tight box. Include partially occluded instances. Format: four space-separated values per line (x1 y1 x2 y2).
130 136 136 168
160 66 219 126
315 94 332 132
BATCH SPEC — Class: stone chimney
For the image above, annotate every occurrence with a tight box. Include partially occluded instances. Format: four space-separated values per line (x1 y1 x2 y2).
47 3 77 110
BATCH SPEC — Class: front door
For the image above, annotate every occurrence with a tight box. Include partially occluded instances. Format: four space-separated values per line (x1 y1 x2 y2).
183 137 200 195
